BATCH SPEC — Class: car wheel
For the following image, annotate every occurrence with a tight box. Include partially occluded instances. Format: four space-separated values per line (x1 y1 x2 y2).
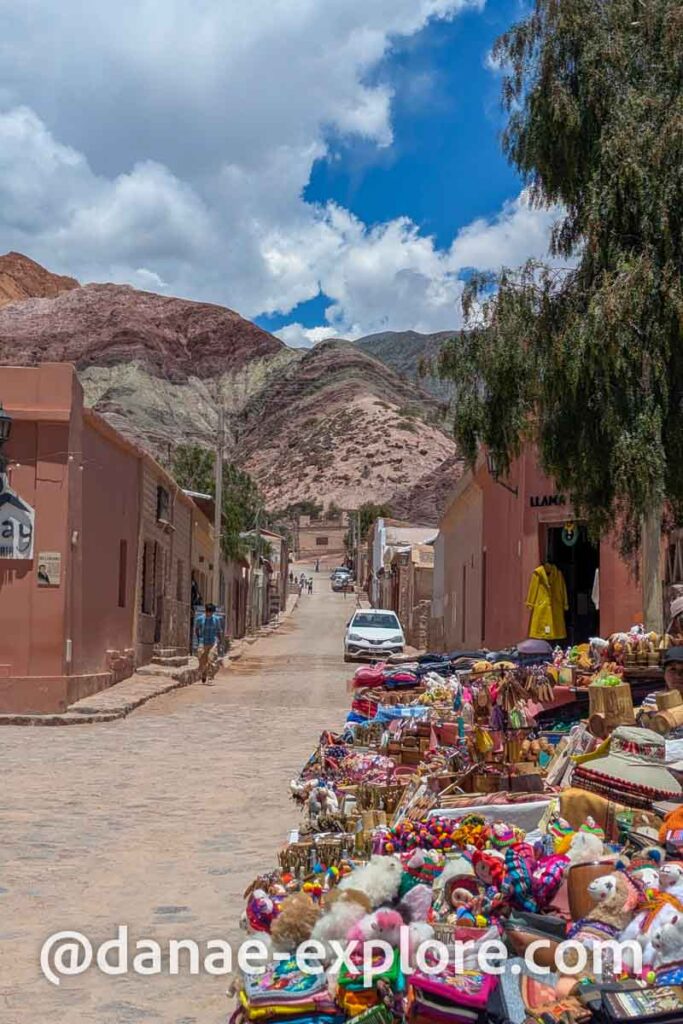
343 654 352 663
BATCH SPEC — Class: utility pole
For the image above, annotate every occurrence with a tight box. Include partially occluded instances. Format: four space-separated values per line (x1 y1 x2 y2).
356 509 361 593
213 404 224 605
642 505 664 632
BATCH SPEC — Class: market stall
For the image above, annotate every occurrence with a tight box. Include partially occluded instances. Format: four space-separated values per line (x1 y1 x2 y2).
230 625 683 1024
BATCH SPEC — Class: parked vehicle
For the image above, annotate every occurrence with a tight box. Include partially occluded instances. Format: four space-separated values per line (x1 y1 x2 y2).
344 609 405 661
331 566 354 591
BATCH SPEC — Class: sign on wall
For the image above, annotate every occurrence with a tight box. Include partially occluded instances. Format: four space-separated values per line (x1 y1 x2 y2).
37 552 61 586
0 471 35 560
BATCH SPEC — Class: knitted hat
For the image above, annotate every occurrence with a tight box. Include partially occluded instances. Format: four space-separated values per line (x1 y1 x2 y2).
489 822 520 850
579 817 605 841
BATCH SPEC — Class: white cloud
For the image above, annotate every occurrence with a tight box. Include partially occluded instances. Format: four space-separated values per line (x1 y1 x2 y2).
0 0 558 344
275 324 339 348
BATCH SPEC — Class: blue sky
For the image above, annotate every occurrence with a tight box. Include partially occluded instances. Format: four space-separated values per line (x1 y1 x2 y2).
0 1 556 345
258 0 527 338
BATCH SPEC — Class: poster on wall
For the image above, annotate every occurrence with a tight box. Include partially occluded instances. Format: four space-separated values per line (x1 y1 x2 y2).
0 471 35 560
37 552 61 586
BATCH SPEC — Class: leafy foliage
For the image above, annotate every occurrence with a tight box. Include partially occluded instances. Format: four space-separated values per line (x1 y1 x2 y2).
169 444 263 559
439 0 683 552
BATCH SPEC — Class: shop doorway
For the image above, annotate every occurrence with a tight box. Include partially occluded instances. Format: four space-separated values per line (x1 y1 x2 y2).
545 523 599 644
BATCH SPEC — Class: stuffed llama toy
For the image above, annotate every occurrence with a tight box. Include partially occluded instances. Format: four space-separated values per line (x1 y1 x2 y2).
620 889 683 973
311 889 372 950
566 818 609 865
659 861 683 898
338 855 403 908
651 913 683 985
270 892 321 953
566 872 641 963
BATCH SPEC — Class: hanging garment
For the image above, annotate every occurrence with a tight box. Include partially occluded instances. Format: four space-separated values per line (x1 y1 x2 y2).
526 564 568 640
591 568 600 610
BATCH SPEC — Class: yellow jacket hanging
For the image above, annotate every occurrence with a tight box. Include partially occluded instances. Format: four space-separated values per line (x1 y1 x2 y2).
526 564 568 640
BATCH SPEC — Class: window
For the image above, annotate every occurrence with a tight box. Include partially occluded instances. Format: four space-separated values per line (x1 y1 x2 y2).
176 559 184 603
141 541 155 614
352 612 401 630
118 540 127 608
156 485 170 522
315 536 329 546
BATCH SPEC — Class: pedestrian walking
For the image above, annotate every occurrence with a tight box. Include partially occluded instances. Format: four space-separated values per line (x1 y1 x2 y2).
289 570 294 584
315 558 320 572
194 603 223 684
308 578 313 594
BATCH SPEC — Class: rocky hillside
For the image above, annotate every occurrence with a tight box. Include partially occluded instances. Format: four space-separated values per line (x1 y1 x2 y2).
353 330 458 401
0 275 289 451
388 453 464 525
0 254 459 521
240 340 457 514
0 252 78 309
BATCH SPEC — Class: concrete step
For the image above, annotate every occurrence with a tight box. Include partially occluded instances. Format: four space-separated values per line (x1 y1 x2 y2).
150 655 189 668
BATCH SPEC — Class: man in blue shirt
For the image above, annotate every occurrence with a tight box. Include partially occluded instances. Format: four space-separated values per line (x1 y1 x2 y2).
194 603 223 684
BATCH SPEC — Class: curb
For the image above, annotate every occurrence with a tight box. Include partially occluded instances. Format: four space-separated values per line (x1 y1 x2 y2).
0 592 301 727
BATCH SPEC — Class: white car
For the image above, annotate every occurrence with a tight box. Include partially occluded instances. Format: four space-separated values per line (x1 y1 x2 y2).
344 609 405 662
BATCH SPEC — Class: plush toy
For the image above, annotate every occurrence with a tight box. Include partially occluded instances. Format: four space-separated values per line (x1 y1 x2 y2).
530 853 570 910
338 854 403 908
659 861 683 897
397 882 432 923
398 849 444 897
567 872 641 961
241 888 281 933
270 892 321 953
566 818 608 865
348 908 404 947
311 889 371 952
652 913 683 984
547 817 576 855
309 783 339 820
620 887 683 973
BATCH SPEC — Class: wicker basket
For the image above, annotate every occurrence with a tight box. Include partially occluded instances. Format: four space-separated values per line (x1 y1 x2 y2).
357 781 406 813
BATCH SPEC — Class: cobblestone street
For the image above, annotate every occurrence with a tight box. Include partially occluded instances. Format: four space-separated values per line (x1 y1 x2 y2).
0 579 352 1024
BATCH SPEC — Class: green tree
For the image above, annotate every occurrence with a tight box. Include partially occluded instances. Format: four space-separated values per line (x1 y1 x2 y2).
344 502 393 554
439 0 683 625
169 444 263 559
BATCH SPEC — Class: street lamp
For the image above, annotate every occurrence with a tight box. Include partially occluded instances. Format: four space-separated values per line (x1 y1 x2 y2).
0 401 12 473
485 448 518 497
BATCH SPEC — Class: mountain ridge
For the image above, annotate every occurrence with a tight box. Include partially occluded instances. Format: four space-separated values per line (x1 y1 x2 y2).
0 254 459 522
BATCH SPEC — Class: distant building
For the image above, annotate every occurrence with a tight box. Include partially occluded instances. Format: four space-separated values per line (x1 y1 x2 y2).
295 511 349 561
366 517 437 608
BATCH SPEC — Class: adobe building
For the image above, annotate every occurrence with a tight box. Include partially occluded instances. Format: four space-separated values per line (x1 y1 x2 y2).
0 364 141 712
295 511 348 562
0 363 207 713
434 448 644 652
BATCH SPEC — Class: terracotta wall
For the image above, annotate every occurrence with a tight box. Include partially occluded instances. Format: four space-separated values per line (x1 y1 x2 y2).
438 448 643 651
441 479 484 650
74 417 140 675
136 463 194 661
0 364 144 712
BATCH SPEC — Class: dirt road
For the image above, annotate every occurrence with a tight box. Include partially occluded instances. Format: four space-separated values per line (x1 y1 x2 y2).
0 575 352 1024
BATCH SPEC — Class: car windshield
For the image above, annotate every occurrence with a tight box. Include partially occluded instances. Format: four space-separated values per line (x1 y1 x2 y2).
352 613 400 630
